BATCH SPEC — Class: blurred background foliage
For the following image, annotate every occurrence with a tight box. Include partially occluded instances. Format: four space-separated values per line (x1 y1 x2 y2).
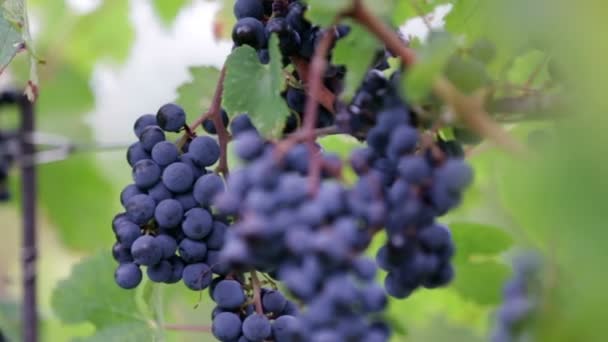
0 0 606 341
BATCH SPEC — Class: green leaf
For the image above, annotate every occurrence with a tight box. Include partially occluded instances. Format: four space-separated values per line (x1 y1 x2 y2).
51 253 158 338
391 0 449 26
1 0 40 99
449 222 513 305
444 55 492 94
305 0 351 27
39 155 120 250
223 35 289 138
175 66 221 121
402 32 456 103
333 20 380 101
74 323 155 342
0 6 24 72
0 299 20 341
152 0 190 25
64 0 134 75
506 50 550 89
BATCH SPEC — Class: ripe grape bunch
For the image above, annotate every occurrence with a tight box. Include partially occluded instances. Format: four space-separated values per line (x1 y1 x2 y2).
113 103 229 290
111 0 476 341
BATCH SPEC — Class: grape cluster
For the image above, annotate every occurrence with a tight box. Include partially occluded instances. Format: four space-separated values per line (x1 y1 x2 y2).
342 70 473 298
112 103 229 290
213 131 390 341
492 253 541 342
232 0 354 134
210 278 301 342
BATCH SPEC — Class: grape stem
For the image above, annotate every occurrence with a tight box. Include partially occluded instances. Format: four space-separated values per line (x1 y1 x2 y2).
250 271 264 314
291 56 337 114
301 26 338 194
181 65 231 176
348 0 528 157
209 66 231 176
164 324 212 333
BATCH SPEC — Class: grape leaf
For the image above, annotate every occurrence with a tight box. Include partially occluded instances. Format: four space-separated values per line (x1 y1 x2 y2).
391 0 450 26
333 20 380 101
0 0 40 100
449 222 513 305
0 8 24 72
51 253 158 339
223 35 289 139
152 0 190 25
73 323 155 342
39 155 119 250
0 300 20 342
175 66 221 121
305 0 351 27
506 50 551 89
402 32 456 102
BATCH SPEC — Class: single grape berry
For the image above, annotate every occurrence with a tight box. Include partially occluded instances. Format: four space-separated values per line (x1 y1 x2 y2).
133 114 157 138
125 194 156 225
154 199 184 228
193 173 225 206
127 142 150 167
132 159 161 189
213 280 246 310
115 263 143 289
202 110 230 135
178 238 208 263
151 141 179 167
147 260 172 283
212 312 243 341
162 162 195 193
182 263 212 290
242 313 272 341
139 126 165 151
189 136 220 167
131 235 162 266
156 103 186 132
233 0 264 20
182 208 213 239
232 17 267 49
262 289 287 314
230 114 256 136
120 184 143 206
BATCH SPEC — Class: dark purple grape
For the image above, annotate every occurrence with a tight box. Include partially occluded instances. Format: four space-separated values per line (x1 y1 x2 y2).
127 142 150 167
178 238 208 263
125 194 155 225
182 263 212 290
147 260 172 282
132 159 161 189
156 103 186 132
212 312 242 341
234 0 264 19
213 280 246 310
162 162 194 193
139 126 165 151
242 313 271 341
120 184 143 206
131 235 162 266
133 114 157 138
189 136 220 167
151 141 179 167
115 263 142 289
232 17 267 49
193 173 225 206
182 208 213 239
154 199 184 228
